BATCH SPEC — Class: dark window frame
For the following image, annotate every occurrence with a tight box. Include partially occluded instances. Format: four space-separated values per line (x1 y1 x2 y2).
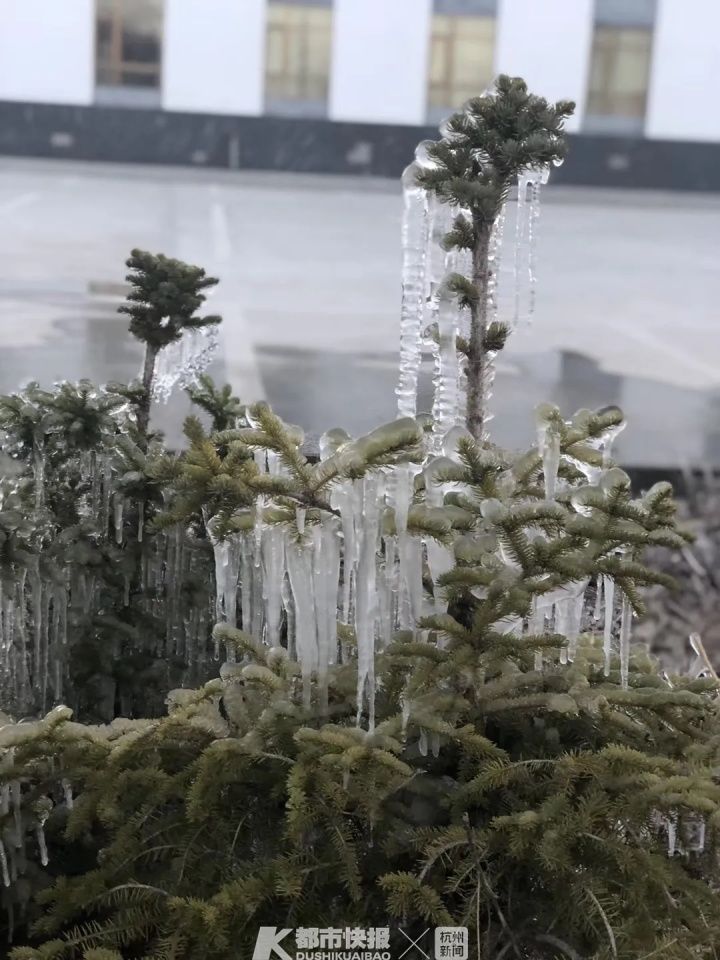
95 0 164 91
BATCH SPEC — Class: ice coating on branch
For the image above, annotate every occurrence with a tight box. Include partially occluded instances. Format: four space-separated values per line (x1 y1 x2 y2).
442 425 473 462
396 163 429 419
513 166 550 327
602 413 627 466
152 326 219 403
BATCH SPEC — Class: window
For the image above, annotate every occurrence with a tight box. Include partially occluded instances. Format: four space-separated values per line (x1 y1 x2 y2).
586 26 653 121
265 1 333 116
96 0 163 93
427 13 496 118
584 0 656 132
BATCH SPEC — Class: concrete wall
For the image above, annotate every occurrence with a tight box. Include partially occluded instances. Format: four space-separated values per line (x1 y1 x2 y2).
494 0 594 132
329 0 433 125
0 0 94 105
163 0 266 115
646 0 720 142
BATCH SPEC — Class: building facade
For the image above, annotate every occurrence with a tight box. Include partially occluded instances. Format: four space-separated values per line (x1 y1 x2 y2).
0 0 718 188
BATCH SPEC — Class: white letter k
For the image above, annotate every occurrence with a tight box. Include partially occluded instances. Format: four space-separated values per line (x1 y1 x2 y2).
252 926 294 960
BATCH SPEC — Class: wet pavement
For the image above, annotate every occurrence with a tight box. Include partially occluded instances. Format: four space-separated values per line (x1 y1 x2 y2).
0 157 718 466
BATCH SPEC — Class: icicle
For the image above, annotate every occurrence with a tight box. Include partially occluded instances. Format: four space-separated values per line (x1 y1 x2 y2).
418 728 428 756
378 534 397 649
312 517 341 711
286 541 316 709
296 507 306 537
41 584 50 713
355 475 382 731
114 495 124 545
209 528 241 629
667 816 677 857
421 460 454 614
137 500 144 542
429 730 440 758
537 408 562 500
603 576 615 676
33 434 45 515
35 824 48 867
682 816 706 853
513 166 549 326
0 842 9 887
619 593 632 689
101 456 113 536
254 497 265 561
10 782 21 847
555 598 569 665
29 559 42 685
400 696 411 741
240 535 253 637
431 290 460 450
281 574 296 660
61 779 73 810
529 596 546 672
262 527 285 646
565 579 589 662
396 163 429 419
426 192 451 300
487 205 506 329
593 576 603 621
689 632 717 679
391 466 423 630
333 480 357 623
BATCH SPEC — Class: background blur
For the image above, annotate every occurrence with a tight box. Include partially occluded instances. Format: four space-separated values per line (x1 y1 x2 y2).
0 0 718 470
